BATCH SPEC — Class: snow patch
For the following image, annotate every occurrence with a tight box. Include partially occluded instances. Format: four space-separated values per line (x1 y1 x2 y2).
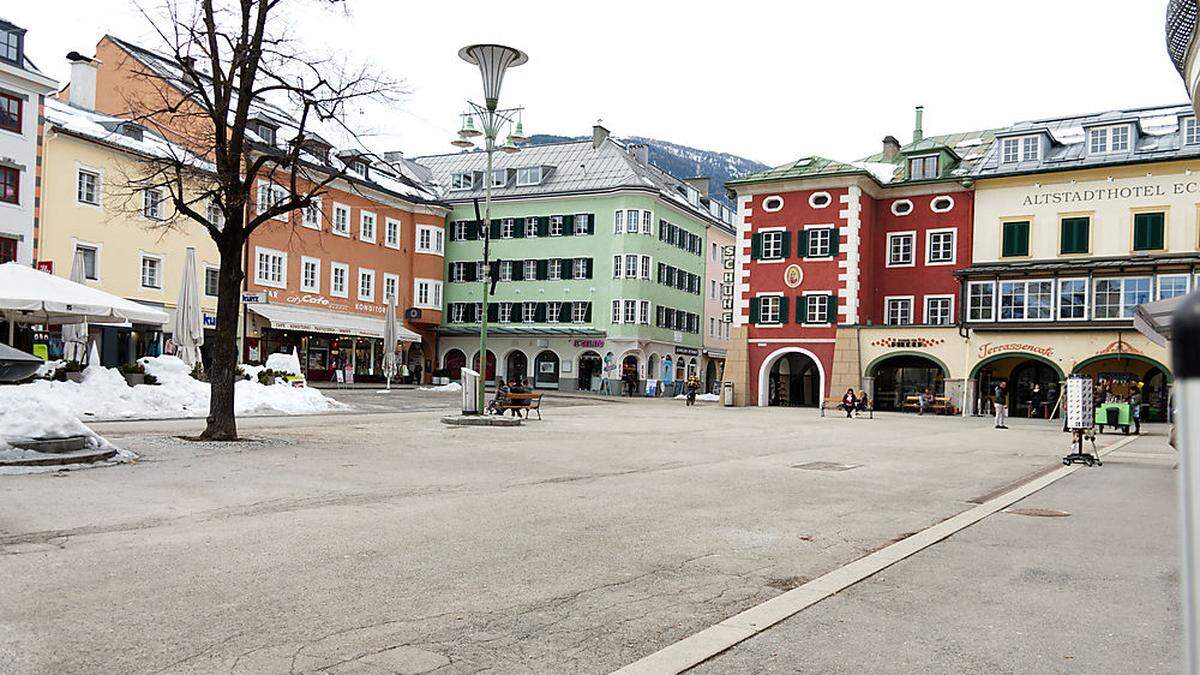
265 351 302 375
673 393 721 402
419 382 463 393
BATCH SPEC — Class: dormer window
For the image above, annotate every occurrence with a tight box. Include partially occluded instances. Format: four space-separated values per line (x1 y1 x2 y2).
491 169 507 188
1022 136 1040 161
1002 138 1020 163
450 173 473 190
1185 118 1200 145
1001 136 1041 163
350 159 368 177
0 28 21 66
254 122 277 146
908 155 938 180
1089 124 1131 154
516 166 542 186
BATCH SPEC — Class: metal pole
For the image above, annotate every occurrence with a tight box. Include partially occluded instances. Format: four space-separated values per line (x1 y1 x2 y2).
1175 292 1200 673
477 118 494 415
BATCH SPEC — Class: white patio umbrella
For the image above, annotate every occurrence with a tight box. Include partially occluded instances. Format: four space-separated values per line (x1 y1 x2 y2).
382 292 399 390
1134 293 1189 347
61 249 90 363
0 262 168 330
172 248 205 368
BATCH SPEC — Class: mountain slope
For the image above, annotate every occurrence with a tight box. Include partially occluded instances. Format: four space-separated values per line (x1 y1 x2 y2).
526 134 767 208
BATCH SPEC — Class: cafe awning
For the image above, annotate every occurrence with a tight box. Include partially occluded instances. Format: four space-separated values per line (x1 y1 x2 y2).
248 303 420 342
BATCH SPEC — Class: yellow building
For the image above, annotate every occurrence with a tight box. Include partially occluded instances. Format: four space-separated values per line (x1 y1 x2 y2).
39 94 219 366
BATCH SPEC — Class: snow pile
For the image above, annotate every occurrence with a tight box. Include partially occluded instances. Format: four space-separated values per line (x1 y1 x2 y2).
674 393 721 402
0 397 134 474
419 382 463 393
265 351 302 375
35 359 64 378
0 355 344 422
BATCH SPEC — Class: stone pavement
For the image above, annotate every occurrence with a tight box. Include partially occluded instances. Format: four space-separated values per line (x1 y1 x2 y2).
0 396 1178 673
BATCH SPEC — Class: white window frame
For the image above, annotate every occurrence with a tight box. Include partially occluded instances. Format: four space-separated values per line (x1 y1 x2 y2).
808 191 832 209
548 259 562 281
998 278 1055 322
612 255 622 279
624 254 638 278
1001 138 1020 164
762 195 784 212
384 218 401 249
523 259 537 279
358 268 376 302
1022 135 1040 162
1057 277 1089 321
884 295 914 326
640 255 651 280
756 293 784 326
1088 124 1132 155
923 294 954 325
302 197 322 230
526 216 539 237
613 209 624 234
802 291 832 326
490 170 507 188
450 172 473 190
516 166 542 186
255 183 288 222
413 278 443 310
1186 117 1200 145
359 210 377 243
549 215 563 236
572 259 587 280
967 280 995 322
641 210 653 235
890 199 913 216
330 262 349 298
1157 273 1191 300
625 209 639 234
573 214 589 235
1093 276 1152 319
143 187 166 221
930 195 955 213
522 301 537 323
73 240 101 281
908 154 938 180
332 203 351 237
75 165 101 207
925 228 956 265
204 265 220 297
499 261 512 282
300 256 321 293
498 302 513 323
415 224 444 255
139 253 164 290
253 246 287 289
759 227 786 261
571 302 587 323
886 231 916 267
804 224 834 259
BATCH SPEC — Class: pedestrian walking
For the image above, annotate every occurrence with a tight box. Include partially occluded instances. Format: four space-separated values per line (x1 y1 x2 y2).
685 374 700 406
1130 386 1142 435
994 380 1009 429
840 388 857 418
1029 383 1043 419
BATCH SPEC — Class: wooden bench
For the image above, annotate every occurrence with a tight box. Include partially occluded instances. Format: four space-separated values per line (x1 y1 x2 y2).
902 394 956 415
503 392 544 420
820 397 873 419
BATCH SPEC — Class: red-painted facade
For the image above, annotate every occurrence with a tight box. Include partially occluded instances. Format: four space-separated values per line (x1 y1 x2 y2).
736 179 974 406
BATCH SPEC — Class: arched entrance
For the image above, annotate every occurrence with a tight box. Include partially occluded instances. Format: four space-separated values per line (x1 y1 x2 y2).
407 343 425 383
971 353 1064 418
705 359 719 393
577 350 602 391
759 348 824 407
533 350 560 389
505 349 529 384
443 348 466 380
867 353 948 411
621 354 640 396
1074 354 1172 422
471 350 497 383
647 353 660 383
688 357 698 379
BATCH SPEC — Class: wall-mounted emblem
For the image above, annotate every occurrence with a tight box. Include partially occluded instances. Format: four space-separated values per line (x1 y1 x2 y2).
784 264 804 288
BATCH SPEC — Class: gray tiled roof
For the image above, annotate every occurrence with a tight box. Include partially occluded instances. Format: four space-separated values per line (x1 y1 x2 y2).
974 104 1200 178
414 138 731 228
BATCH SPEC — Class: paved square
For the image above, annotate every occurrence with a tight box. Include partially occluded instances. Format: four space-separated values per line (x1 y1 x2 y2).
0 393 1170 673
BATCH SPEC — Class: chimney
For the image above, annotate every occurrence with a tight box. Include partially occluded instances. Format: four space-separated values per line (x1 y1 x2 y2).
383 150 405 162
913 105 924 143
592 122 609 149
881 135 901 160
628 142 649 165
66 51 99 111
683 176 710 197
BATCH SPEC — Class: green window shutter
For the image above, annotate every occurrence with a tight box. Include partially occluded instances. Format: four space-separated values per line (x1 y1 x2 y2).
1002 221 1029 257
512 220 525 238
512 261 525 281
796 296 807 323
534 216 547 237
827 295 838 323
778 296 790 323
489 220 501 239
586 214 595 234
487 303 499 322
465 263 477 282
467 221 479 240
583 302 592 322
751 232 762 260
780 230 792 258
1060 217 1089 254
535 302 547 322
448 222 457 241
749 297 761 324
536 259 548 280
584 258 594 279
829 229 840 256
562 214 574 233
1134 212 1165 250
797 229 809 257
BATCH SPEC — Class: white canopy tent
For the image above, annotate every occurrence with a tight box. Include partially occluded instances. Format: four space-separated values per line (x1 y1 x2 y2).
0 262 168 344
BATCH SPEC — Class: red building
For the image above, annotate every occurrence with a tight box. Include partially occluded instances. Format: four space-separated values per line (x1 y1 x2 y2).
726 111 995 408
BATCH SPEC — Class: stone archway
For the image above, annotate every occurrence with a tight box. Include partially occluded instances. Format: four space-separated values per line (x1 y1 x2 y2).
758 347 825 407
443 349 466 380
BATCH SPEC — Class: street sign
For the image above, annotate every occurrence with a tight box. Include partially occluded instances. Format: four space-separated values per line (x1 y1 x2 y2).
241 291 266 304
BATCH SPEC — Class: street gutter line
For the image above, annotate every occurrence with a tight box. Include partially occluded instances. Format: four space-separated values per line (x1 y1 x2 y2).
613 434 1144 675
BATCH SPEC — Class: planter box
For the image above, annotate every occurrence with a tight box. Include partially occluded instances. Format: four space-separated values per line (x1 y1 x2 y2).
433 376 449 385
65 372 85 383
122 373 146 386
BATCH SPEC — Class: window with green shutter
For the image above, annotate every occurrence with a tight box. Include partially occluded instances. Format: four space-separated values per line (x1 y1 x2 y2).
1060 217 1089 254
1133 212 1165 251
1001 221 1030 258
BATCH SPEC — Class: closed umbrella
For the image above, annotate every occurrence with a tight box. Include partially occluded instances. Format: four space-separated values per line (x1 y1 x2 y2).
62 249 90 363
173 247 205 368
382 291 398 390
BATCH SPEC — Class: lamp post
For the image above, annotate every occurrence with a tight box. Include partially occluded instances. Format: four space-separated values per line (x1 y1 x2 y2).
452 44 529 414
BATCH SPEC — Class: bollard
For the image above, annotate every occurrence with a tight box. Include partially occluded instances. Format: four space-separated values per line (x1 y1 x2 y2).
1174 291 1200 672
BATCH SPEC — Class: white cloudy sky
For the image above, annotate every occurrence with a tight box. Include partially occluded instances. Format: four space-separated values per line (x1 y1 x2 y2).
7 0 1188 166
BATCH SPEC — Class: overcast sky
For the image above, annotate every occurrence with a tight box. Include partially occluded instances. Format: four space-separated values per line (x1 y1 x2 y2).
6 0 1188 167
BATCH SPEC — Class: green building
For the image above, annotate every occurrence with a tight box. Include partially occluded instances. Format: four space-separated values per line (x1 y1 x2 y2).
415 125 735 392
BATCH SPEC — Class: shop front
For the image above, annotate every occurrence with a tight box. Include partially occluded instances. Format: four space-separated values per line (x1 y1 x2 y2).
245 303 425 383
436 329 606 391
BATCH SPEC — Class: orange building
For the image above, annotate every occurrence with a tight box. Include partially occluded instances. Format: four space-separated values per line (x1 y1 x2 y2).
64 35 449 382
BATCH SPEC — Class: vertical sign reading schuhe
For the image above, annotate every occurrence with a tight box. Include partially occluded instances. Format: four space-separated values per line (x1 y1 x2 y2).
721 245 735 323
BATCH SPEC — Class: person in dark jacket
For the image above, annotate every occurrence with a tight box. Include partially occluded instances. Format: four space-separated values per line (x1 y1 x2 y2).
994 381 1009 429
840 388 857 418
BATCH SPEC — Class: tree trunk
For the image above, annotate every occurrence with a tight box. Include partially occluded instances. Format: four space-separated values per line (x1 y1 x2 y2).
200 236 245 440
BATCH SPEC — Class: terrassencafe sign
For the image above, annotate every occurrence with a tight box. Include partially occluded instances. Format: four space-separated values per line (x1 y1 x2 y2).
1021 180 1200 206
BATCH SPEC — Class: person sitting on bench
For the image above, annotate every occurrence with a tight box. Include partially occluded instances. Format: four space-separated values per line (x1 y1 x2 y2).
487 381 511 416
918 388 933 415
508 379 529 417
839 388 857 418
855 389 870 417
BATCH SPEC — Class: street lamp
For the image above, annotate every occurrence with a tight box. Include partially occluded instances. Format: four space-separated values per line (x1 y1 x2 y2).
452 43 528 414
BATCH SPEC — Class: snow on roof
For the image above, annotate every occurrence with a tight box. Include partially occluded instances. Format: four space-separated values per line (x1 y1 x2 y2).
851 161 900 185
45 98 213 172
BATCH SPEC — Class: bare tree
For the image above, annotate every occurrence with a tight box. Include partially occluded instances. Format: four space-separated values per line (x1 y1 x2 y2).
113 0 398 439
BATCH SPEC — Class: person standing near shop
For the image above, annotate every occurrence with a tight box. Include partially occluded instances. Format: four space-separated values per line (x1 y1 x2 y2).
1029 384 1043 419
1129 385 1143 435
994 380 1009 429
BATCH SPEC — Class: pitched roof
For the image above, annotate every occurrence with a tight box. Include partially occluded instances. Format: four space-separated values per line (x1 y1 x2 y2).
973 104 1200 178
415 137 734 228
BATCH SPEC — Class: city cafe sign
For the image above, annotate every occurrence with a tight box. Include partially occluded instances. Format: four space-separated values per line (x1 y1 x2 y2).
1020 180 1200 206
265 289 386 315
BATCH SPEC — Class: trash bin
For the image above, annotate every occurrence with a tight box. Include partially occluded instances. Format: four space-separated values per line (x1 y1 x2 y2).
1106 406 1120 428
722 381 735 407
